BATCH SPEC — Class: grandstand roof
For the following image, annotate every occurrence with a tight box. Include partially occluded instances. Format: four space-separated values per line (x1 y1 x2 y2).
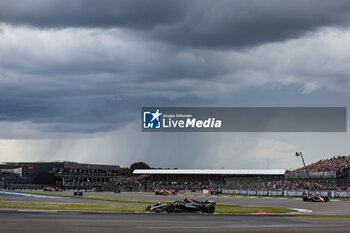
133 169 286 175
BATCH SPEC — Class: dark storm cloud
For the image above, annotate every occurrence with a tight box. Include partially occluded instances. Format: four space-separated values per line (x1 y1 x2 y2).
1 1 350 137
153 1 350 48
0 78 214 134
2 20 350 136
0 0 187 29
1 0 350 48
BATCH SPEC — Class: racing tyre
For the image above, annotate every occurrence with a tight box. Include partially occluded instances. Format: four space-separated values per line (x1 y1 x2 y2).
205 204 215 213
146 206 151 211
302 196 308 201
166 204 175 213
324 197 329 202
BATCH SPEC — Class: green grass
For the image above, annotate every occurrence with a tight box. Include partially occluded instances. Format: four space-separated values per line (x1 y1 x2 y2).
0 190 299 213
0 201 146 212
0 200 296 213
3 190 302 207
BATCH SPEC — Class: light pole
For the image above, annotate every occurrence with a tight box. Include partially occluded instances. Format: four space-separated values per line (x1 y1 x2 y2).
296 152 307 168
296 152 311 179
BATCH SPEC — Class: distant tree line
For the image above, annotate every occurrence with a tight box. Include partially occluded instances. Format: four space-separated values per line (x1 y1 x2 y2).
118 162 150 176
117 162 179 176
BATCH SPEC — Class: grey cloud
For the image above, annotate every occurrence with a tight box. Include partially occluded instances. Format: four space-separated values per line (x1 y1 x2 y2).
1 1 350 48
152 1 350 49
0 79 214 135
2 1 350 170
0 0 186 29
1 2 350 136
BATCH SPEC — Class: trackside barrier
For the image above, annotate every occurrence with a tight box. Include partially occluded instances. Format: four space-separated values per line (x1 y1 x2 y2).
248 190 257 196
239 190 248 195
256 190 268 196
221 189 350 198
269 190 284 196
284 190 303 197
332 191 350 198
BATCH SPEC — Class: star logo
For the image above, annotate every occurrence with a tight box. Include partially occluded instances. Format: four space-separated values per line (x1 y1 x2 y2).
150 109 162 122
143 109 162 129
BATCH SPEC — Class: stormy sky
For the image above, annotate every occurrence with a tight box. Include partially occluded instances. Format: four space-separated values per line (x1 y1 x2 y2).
1 0 350 169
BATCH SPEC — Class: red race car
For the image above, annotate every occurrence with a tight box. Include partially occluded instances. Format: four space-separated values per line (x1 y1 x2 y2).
302 193 329 202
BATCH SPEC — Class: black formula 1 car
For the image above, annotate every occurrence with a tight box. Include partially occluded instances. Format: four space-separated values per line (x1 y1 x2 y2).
146 198 216 213
302 193 329 202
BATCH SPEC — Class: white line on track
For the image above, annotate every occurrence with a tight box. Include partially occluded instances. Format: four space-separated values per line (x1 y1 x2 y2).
291 208 312 213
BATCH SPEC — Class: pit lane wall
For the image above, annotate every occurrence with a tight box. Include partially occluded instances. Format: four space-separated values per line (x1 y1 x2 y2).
220 189 350 198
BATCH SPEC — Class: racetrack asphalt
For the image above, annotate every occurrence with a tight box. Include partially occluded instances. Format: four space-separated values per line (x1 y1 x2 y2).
1 191 350 232
1 191 350 214
100 192 350 215
0 210 349 233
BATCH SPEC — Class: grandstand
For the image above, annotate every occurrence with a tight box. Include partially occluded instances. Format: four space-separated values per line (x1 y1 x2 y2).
1 161 120 190
134 156 350 191
287 155 350 188
0 164 31 189
133 169 286 191
292 155 349 174
2 155 349 192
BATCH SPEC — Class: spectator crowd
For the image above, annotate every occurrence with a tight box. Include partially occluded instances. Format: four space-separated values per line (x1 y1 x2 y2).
135 156 350 191
2 155 350 191
292 155 350 173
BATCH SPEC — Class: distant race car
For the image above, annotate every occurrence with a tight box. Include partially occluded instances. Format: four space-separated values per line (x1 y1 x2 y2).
43 186 55 192
302 193 329 202
154 189 176 195
43 186 63 192
146 198 216 213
